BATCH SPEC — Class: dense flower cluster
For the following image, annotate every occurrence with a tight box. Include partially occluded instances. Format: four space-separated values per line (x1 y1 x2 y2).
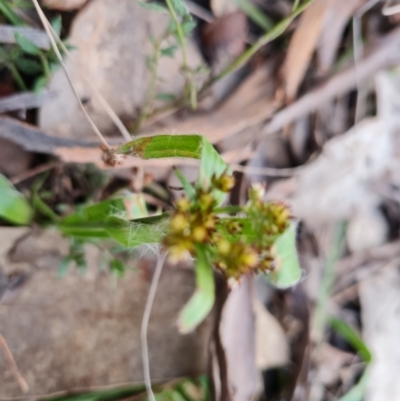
163 174 290 278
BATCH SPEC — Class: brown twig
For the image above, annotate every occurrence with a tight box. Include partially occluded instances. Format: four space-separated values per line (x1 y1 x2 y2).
0 335 29 393
10 161 61 185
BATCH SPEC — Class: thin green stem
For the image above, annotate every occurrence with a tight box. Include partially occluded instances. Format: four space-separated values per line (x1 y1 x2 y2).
165 0 187 68
147 0 314 118
0 1 25 25
164 0 196 109
8 62 27 90
292 0 301 11
38 51 50 78
211 0 315 84
132 39 162 134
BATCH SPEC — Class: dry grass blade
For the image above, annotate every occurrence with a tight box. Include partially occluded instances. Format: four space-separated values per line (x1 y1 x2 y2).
30 0 111 149
0 335 29 393
141 252 167 401
283 0 330 101
46 24 132 142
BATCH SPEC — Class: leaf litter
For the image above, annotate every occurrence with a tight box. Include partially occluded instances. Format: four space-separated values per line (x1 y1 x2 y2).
2 0 400 401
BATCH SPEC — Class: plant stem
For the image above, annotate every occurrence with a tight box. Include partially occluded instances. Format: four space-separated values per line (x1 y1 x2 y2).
211 0 315 84
39 51 50 78
0 1 25 25
164 0 196 109
292 0 301 11
31 0 111 149
132 38 162 134
146 0 315 119
8 62 27 90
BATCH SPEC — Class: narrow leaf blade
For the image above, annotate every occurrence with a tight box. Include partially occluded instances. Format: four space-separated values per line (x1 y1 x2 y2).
329 317 372 363
173 168 196 199
118 134 202 159
14 32 41 55
170 0 187 16
177 245 215 333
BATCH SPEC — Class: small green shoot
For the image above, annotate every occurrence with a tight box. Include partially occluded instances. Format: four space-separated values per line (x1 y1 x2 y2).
329 317 372 363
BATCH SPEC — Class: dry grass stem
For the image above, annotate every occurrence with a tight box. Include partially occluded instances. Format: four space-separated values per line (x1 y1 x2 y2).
140 252 167 401
30 0 111 149
0 335 29 393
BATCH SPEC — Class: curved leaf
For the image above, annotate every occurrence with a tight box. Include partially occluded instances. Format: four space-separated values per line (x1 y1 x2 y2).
14 32 41 56
117 134 230 203
177 245 215 334
0 174 32 225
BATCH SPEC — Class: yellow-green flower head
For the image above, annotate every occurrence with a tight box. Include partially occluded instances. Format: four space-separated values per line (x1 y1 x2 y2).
211 173 235 193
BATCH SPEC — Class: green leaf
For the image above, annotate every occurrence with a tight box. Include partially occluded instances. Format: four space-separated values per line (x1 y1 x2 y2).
181 19 196 36
123 193 148 219
33 75 47 93
137 1 168 12
0 1 24 25
14 57 42 75
160 44 178 58
156 92 176 102
109 259 125 277
329 317 372 363
106 216 167 248
177 245 215 333
117 135 230 203
51 15 62 37
58 197 169 248
173 167 196 199
14 32 41 55
31 191 60 223
0 174 32 225
169 0 187 16
265 221 301 289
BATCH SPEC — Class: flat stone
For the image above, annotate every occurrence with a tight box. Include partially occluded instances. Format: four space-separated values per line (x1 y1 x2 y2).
0 228 211 397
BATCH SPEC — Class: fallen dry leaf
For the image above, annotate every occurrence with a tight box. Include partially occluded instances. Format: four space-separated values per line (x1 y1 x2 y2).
220 275 261 401
263 68 400 229
283 0 331 101
160 66 277 144
254 298 289 370
317 0 365 72
266 26 400 134
360 263 400 401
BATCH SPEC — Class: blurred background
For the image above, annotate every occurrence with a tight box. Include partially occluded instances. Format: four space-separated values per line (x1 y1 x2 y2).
1 0 400 400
